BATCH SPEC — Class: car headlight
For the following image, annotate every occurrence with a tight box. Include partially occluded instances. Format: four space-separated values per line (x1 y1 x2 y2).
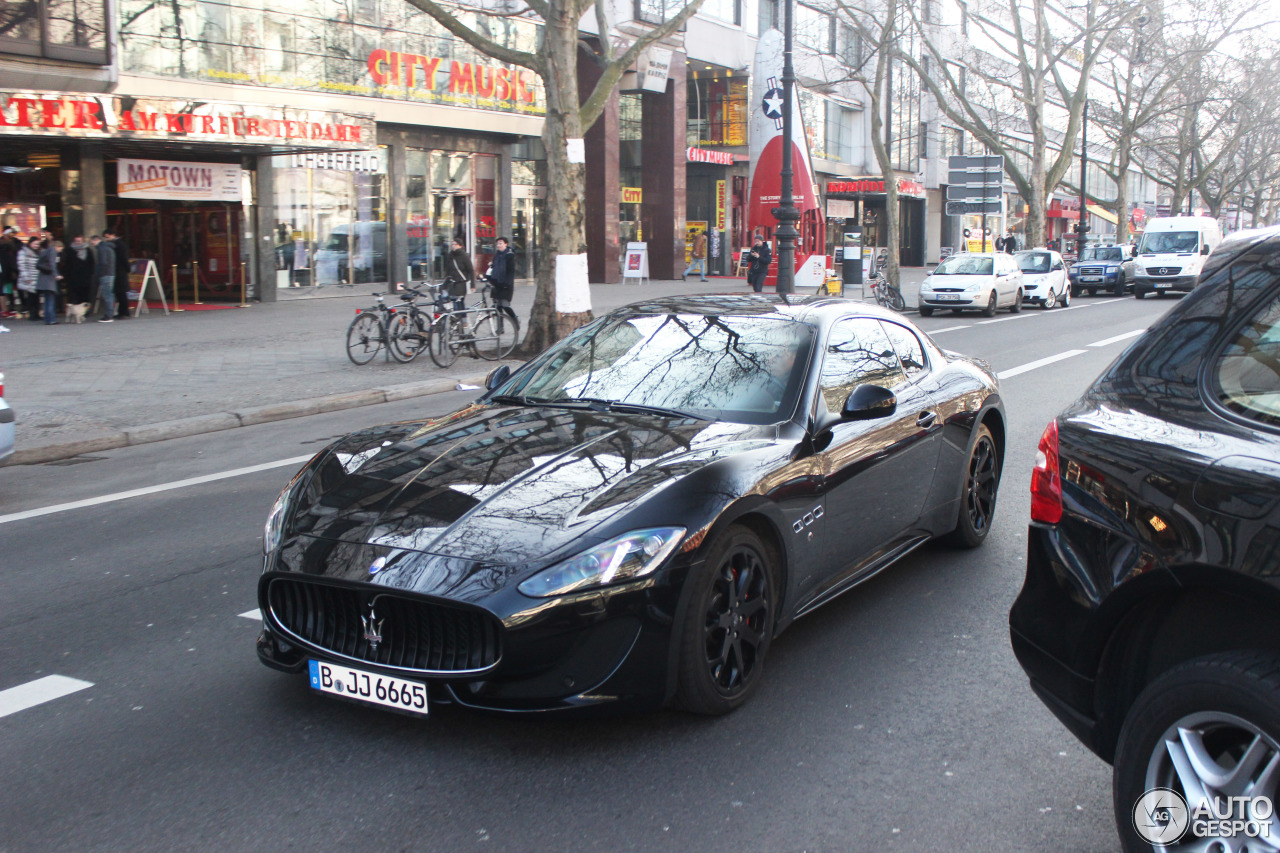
263 485 292 555
518 527 686 598
965 283 983 291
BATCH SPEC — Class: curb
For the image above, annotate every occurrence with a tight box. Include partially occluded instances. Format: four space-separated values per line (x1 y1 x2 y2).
9 373 493 466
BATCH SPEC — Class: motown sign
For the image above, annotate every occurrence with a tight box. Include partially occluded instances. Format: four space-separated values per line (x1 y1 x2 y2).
0 92 375 150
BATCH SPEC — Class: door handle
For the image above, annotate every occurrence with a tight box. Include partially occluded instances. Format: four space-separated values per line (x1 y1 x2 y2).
917 411 938 428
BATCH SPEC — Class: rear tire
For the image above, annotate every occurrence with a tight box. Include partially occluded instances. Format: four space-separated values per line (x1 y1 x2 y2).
1113 653 1280 853
674 526 776 716
427 316 459 368
471 310 519 361
941 424 1000 549
346 313 384 365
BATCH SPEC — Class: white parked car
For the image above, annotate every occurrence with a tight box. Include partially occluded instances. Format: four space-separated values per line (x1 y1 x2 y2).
919 252 1024 317
1015 249 1070 309
0 370 13 464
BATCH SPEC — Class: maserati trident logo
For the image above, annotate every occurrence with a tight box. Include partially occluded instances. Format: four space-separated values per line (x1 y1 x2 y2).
361 603 384 651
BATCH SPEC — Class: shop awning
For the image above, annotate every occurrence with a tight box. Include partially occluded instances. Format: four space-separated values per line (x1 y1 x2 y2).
1086 204 1118 225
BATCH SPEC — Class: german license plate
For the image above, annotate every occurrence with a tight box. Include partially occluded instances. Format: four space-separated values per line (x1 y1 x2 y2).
1081 276 1101 282
308 660 428 716
937 294 963 301
1155 281 1171 289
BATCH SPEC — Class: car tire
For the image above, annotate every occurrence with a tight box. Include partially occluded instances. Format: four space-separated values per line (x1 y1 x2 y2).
941 424 1000 549
1113 276 1126 297
1113 652 1280 853
674 526 777 715
1089 288 1097 296
919 305 934 317
982 291 998 317
1061 286 1071 307
1010 289 1023 312
1135 288 1147 299
1042 289 1057 310
1071 283 1081 298
951 308 964 315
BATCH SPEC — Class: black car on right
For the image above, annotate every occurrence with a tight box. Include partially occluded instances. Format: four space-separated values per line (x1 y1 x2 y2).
1010 227 1280 852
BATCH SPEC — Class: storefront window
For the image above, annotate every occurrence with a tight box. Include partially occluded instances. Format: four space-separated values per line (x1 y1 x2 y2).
619 93 644 247
688 78 747 147
273 148 388 287
405 149 496 284
0 0 107 63
824 102 854 164
799 90 829 161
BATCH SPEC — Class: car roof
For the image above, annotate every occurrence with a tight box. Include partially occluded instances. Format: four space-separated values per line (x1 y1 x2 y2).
613 293 913 327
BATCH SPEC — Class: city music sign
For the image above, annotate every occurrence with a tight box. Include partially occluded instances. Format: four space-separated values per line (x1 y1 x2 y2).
0 92 375 149
366 49 540 111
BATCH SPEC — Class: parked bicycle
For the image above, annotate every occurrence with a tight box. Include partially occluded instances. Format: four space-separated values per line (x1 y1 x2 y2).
868 270 906 312
345 292 399 365
387 281 520 368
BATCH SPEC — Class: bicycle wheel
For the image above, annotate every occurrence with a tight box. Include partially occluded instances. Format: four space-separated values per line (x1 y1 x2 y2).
388 312 426 363
887 286 906 312
470 309 519 361
346 313 384 365
427 316 459 368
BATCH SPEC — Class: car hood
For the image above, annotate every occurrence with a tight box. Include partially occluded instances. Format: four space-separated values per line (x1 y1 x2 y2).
284 403 772 569
923 274 991 287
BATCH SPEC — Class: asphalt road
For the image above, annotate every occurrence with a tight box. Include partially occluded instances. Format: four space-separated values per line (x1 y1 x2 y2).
0 293 1177 852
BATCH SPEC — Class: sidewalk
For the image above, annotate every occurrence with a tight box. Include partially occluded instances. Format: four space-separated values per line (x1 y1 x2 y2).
0 270 926 465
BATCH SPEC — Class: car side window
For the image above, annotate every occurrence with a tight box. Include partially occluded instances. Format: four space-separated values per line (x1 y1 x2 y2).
818 319 906 413
1212 290 1280 427
880 321 928 381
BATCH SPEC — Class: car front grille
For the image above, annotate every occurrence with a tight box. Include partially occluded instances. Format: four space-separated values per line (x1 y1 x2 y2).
1079 266 1107 275
1147 267 1182 276
930 287 965 292
266 578 502 674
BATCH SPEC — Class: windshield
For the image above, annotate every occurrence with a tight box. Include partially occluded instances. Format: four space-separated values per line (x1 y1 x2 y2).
1081 247 1123 262
936 256 993 276
1016 253 1051 273
1138 231 1199 254
322 232 349 251
499 312 815 424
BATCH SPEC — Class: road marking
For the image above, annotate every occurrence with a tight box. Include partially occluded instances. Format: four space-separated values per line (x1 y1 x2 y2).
0 455 313 526
1089 329 1147 347
976 313 1034 325
927 325 970 334
997 350 1088 379
0 675 93 719
239 609 262 621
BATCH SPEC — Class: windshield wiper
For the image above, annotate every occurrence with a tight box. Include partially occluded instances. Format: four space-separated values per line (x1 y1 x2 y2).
489 394 565 407
569 397 708 420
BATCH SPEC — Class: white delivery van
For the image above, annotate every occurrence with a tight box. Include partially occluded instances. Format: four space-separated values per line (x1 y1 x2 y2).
1133 215 1223 298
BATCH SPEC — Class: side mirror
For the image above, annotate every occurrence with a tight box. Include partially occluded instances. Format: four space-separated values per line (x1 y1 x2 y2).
1201 244 1210 255
485 365 511 391
842 384 897 421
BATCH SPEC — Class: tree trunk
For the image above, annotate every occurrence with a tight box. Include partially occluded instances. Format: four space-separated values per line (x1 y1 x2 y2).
521 6 593 357
868 2 899 287
1114 144 1131 245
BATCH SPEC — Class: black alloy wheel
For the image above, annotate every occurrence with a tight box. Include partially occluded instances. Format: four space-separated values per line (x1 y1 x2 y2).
675 526 776 715
1114 653 1280 853
944 424 1000 548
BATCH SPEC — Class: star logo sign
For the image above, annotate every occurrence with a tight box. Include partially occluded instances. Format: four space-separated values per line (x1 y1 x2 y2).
762 88 785 120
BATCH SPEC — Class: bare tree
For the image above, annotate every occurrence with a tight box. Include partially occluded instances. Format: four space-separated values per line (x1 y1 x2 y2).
402 0 706 353
900 0 1138 247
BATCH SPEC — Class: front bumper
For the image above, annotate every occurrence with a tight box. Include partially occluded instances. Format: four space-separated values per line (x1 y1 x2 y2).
920 292 982 308
1134 274 1197 293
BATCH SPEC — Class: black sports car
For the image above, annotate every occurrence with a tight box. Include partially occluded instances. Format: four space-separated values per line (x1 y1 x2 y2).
257 295 1006 716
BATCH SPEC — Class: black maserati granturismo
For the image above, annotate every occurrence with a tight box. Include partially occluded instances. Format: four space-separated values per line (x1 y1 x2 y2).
256 295 1006 717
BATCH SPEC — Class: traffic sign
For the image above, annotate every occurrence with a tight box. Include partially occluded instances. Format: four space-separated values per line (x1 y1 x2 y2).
948 154 1004 171
946 185 1002 202
946 200 1001 216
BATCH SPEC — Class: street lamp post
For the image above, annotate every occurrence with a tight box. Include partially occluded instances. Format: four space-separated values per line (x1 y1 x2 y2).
772 0 799 295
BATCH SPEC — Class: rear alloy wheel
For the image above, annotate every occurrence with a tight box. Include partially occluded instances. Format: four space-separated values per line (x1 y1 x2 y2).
943 424 1000 548
1009 289 1023 312
982 291 998 317
1114 653 1280 853
675 526 776 715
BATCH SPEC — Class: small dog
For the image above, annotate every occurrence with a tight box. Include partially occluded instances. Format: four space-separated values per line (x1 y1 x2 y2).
65 302 90 324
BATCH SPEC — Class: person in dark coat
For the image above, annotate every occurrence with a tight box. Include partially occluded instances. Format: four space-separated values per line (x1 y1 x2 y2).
106 229 131 317
0 227 18 318
61 236 95 306
444 237 474 312
36 239 62 324
487 237 517 323
747 235 772 293
91 234 117 322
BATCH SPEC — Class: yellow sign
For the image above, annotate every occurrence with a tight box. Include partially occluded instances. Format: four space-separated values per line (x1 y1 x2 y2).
622 187 642 204
715 180 726 231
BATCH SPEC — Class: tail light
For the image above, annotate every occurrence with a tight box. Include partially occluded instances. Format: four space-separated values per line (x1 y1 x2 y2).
0 371 4 398
354 308 362 315
1030 420 1063 524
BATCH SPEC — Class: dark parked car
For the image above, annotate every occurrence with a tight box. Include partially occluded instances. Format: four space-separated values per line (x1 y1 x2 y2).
1068 244 1136 297
1010 227 1280 851
257 295 1006 717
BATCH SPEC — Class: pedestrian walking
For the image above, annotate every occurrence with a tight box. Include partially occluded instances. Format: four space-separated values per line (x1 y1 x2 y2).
106 229 131 318
62 235 95 307
444 237 473 313
17 236 40 320
487 236 518 324
0 226 18 318
36 238 62 324
996 230 1017 254
91 234 116 323
747 236 772 293
682 229 709 281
